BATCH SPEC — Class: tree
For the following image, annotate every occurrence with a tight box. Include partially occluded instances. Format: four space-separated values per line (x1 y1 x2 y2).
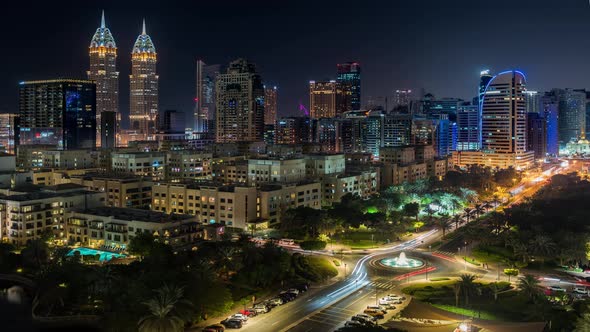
473 203 484 218
299 240 327 251
435 216 451 237
453 283 461 307
575 307 590 332
403 202 420 221
138 284 193 332
458 274 477 306
513 243 530 264
452 214 462 230
528 234 557 263
463 208 473 223
517 274 542 303
21 239 49 268
128 232 156 259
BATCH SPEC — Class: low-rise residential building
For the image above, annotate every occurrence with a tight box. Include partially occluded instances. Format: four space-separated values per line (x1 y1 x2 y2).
452 150 535 170
152 182 258 230
165 151 212 181
323 170 379 204
68 173 153 209
211 157 248 185
111 151 166 180
380 145 451 187
66 206 200 249
304 154 345 180
246 158 306 185
257 181 321 224
0 184 105 246
42 150 97 170
0 154 33 189
16 145 55 171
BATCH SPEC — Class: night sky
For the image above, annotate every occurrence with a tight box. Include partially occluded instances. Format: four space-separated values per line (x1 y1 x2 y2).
2 0 590 125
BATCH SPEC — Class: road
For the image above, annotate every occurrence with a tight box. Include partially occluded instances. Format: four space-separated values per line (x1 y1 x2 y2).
226 230 439 332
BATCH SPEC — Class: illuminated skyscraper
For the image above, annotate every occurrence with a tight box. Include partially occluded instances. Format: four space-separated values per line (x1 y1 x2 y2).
309 81 337 119
264 85 278 125
0 113 19 154
394 89 412 108
215 59 265 143
88 11 119 147
524 90 540 114
195 60 221 134
129 19 158 140
337 62 361 111
456 102 480 150
18 79 96 150
481 70 527 154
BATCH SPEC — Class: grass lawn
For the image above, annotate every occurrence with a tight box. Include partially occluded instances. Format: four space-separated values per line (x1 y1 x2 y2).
305 256 338 280
431 304 500 320
472 245 513 263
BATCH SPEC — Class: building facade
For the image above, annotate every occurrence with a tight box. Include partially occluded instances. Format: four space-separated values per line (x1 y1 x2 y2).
527 112 547 159
264 86 278 125
215 59 265 143
194 60 221 134
129 20 158 141
309 81 337 119
336 62 361 112
456 102 480 150
88 11 119 147
19 79 96 150
69 173 153 209
0 113 19 154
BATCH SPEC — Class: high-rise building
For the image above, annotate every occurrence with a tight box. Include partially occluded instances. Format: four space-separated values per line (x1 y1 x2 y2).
481 70 527 154
337 62 361 111
264 85 278 125
160 110 185 133
215 59 265 143
541 94 559 155
527 112 547 159
456 102 480 150
309 81 337 119
18 79 96 150
275 117 312 144
194 60 221 134
0 113 19 154
394 90 412 108
101 111 117 149
524 90 540 114
129 19 158 140
424 98 461 120
88 11 119 148
551 88 586 146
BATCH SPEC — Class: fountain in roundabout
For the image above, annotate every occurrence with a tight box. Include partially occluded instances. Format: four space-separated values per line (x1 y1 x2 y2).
379 252 424 269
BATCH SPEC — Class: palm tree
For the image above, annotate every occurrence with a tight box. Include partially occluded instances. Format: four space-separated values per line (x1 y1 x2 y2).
21 239 49 268
513 243 530 264
463 208 473 223
488 212 505 235
574 308 590 332
452 215 462 230
528 235 557 263
436 216 451 237
138 285 193 332
453 283 461 307
517 274 542 303
473 203 484 218
459 274 477 306
482 201 493 212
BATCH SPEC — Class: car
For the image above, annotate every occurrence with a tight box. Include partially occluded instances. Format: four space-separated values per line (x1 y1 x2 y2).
253 303 270 313
363 308 385 318
293 282 310 292
228 313 248 322
220 319 242 329
385 293 406 300
202 324 225 332
344 320 364 327
268 297 284 306
287 288 300 295
279 293 295 302
351 314 377 325
380 297 402 305
280 289 298 297
548 285 566 292
240 309 257 317
366 305 387 314
574 287 588 295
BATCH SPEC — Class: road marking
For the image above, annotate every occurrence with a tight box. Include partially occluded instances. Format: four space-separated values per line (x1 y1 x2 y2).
271 321 279 326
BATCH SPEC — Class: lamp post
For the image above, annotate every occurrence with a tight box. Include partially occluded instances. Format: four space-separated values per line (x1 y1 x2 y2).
344 263 347 279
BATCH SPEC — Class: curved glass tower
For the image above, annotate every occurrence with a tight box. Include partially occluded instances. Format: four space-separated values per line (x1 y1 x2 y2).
129 19 158 140
88 11 119 147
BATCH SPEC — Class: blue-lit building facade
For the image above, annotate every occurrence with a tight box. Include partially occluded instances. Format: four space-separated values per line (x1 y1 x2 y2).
337 62 361 112
18 79 96 150
456 102 480 150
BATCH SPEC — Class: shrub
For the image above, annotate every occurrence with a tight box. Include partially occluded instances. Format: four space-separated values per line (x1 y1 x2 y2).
299 240 327 251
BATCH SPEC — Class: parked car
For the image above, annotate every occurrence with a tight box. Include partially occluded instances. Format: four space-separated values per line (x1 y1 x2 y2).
344 320 364 327
228 313 248 322
268 297 284 306
253 303 270 313
366 305 387 314
351 314 377 325
239 309 257 317
202 324 225 332
363 308 385 318
574 287 588 295
385 293 406 300
380 296 402 305
220 319 242 329
280 290 298 298
294 282 310 292
287 288 300 295
279 293 295 302
548 285 566 292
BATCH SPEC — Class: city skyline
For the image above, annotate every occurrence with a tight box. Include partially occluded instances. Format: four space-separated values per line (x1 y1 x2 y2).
2 0 590 126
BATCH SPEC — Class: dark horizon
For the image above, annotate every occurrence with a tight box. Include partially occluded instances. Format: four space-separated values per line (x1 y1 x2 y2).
2 0 590 126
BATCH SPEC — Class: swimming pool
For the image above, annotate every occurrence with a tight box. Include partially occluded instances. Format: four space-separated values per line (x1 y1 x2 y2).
67 247 126 262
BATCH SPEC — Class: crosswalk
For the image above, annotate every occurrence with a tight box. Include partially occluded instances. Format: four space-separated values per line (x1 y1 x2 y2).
366 280 397 290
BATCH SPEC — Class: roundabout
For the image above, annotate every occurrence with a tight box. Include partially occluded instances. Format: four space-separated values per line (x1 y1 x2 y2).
379 252 424 269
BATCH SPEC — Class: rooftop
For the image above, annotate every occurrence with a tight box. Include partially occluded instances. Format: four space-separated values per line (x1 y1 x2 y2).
71 206 193 223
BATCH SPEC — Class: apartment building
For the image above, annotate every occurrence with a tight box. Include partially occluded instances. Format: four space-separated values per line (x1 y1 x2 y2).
111 151 166 180
69 172 153 209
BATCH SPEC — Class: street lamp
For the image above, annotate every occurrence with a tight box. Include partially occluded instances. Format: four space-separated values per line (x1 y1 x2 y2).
344 263 347 279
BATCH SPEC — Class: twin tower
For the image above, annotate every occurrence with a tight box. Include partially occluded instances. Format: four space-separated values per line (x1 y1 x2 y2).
88 11 158 146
